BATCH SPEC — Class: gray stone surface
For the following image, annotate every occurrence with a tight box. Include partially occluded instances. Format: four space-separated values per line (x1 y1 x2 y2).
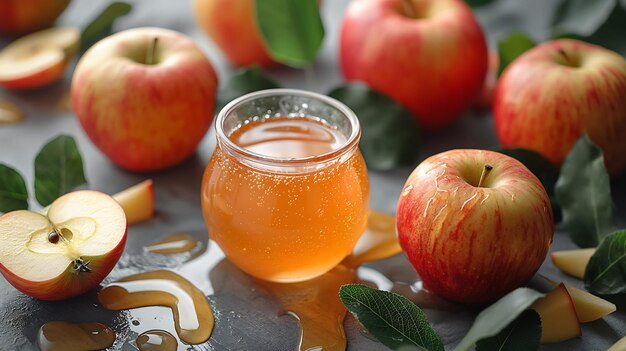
0 0 625 350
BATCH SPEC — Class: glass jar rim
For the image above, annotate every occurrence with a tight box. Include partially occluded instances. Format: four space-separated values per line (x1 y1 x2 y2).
215 88 361 167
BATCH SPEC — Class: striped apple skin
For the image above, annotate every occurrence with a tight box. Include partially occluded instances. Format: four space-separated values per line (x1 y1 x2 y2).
396 149 553 304
340 0 488 130
494 39 626 176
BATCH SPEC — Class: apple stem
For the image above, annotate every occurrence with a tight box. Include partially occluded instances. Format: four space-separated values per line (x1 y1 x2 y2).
146 37 159 65
402 0 416 18
558 49 575 67
478 164 493 188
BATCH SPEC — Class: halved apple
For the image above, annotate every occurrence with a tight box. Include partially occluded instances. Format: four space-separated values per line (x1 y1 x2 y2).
608 335 626 351
532 283 581 344
0 191 127 300
0 27 79 90
112 179 154 225
551 248 595 279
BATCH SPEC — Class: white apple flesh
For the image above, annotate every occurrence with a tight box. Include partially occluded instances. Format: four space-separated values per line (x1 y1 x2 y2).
551 248 595 279
0 191 127 300
112 179 155 225
0 27 79 90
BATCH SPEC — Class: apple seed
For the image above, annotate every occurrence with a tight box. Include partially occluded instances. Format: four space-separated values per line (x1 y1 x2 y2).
48 232 60 244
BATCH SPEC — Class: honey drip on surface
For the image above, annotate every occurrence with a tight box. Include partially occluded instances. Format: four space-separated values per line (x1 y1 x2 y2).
259 211 401 351
37 321 115 351
98 270 214 345
136 330 178 351
146 233 200 254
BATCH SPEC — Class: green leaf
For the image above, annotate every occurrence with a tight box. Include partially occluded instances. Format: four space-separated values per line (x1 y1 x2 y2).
339 284 443 351
584 230 626 294
80 2 132 50
492 147 561 222
215 66 280 113
329 83 420 171
0 164 29 213
255 0 324 67
497 32 536 76
454 288 544 351
465 0 496 8
552 0 616 37
554 134 614 248
475 309 541 351
34 136 87 207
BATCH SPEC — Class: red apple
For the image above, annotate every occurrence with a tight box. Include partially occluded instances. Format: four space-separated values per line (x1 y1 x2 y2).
193 0 275 68
0 27 79 90
0 0 70 36
396 149 553 304
340 0 488 130
494 39 626 176
0 191 127 300
72 27 218 171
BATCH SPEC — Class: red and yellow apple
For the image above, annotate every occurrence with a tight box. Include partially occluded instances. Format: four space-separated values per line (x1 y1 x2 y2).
0 191 127 300
396 149 553 304
494 39 626 176
72 27 218 171
340 0 488 130
551 248 595 279
0 0 70 36
0 27 79 90
532 283 581 344
113 179 155 225
193 0 275 68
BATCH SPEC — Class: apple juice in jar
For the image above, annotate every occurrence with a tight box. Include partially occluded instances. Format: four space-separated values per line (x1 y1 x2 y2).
201 89 369 282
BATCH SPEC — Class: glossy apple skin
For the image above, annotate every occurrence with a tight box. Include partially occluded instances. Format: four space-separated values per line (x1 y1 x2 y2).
0 213 127 301
72 27 218 171
397 149 553 304
494 39 626 176
194 0 275 68
340 0 488 130
0 0 70 36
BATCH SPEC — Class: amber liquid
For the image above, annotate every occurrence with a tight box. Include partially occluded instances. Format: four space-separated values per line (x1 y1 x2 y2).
98 270 214 345
37 321 115 351
136 330 178 351
202 116 369 282
146 233 200 255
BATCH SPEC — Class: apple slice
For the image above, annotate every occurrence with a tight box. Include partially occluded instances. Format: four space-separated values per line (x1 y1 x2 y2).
532 283 581 344
0 27 79 90
551 248 595 279
608 335 626 351
112 179 155 225
565 284 616 323
0 100 25 125
0 191 127 300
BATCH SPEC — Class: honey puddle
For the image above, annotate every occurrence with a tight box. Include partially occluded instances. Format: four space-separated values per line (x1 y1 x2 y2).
257 211 402 351
37 321 115 351
136 330 178 351
98 270 214 345
146 233 200 255
95 211 402 350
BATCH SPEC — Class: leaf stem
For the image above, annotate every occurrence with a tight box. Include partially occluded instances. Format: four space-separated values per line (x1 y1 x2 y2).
402 0 416 18
146 37 158 65
478 164 493 188
558 49 576 67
